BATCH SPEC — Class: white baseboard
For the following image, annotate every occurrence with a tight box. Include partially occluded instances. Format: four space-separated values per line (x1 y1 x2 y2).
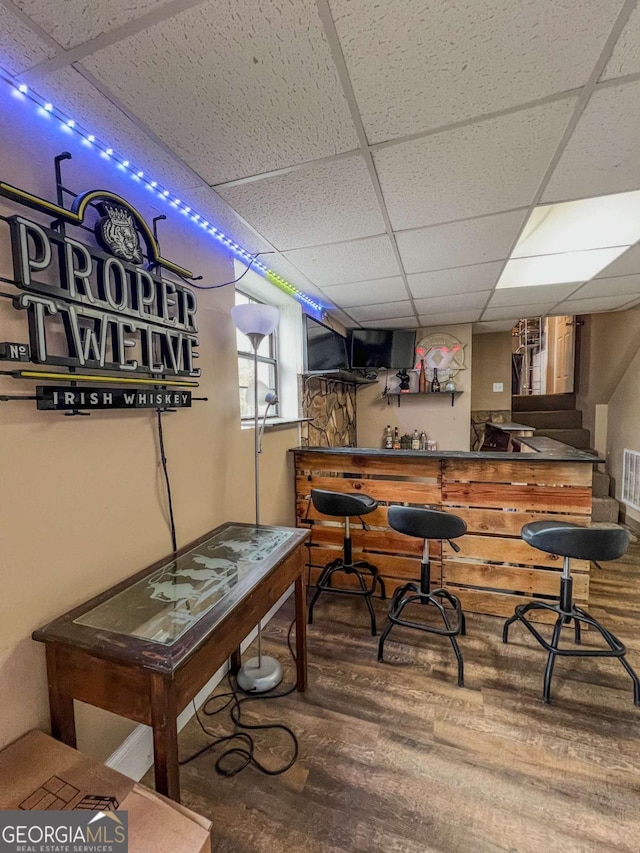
106 584 294 781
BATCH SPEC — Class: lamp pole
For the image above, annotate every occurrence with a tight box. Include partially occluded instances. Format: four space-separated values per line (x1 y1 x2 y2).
230 302 281 692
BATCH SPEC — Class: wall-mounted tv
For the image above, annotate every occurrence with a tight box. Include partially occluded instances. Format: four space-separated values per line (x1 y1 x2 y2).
303 315 349 372
350 329 416 369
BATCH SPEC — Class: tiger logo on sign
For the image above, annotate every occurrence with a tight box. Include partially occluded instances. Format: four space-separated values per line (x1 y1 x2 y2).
96 203 143 264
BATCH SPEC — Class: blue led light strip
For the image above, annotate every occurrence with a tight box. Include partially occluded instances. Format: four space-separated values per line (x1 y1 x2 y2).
2 70 324 313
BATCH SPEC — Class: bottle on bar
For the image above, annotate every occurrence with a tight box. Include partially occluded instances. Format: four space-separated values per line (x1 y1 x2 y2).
418 358 427 393
411 429 420 450
384 424 393 449
430 367 441 393
392 426 400 450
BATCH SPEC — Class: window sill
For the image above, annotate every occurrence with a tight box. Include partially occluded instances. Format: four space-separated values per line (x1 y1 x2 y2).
241 417 313 432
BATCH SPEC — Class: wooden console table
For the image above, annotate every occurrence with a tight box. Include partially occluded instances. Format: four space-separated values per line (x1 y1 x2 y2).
33 522 310 803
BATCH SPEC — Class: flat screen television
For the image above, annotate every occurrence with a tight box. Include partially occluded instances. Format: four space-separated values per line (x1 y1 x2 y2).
350 329 416 369
303 315 349 372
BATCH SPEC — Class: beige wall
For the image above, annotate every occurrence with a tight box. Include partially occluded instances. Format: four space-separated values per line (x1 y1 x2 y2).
574 306 640 525
357 324 472 451
607 344 640 526
471 331 512 410
0 86 297 758
576 307 640 436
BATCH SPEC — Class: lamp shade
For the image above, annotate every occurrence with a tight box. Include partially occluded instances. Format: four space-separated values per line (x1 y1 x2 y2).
231 303 279 337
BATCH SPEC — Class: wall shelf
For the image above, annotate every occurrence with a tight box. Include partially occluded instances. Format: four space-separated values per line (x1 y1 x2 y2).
384 390 463 407
302 370 377 386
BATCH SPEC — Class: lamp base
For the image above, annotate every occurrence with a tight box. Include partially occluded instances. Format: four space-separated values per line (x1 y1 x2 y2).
236 655 283 693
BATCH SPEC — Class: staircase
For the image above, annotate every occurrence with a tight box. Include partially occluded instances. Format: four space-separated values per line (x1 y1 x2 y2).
512 393 591 449
512 393 619 522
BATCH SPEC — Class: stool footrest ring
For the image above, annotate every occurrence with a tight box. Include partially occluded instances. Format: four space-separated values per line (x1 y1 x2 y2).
378 587 465 687
308 558 385 636
503 601 640 706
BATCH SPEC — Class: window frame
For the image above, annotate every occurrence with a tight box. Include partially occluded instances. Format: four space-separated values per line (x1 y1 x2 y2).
236 290 280 421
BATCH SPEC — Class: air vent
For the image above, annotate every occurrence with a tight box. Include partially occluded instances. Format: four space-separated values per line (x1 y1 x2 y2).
622 449 640 512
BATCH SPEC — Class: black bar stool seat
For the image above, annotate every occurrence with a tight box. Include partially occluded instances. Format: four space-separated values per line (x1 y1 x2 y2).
308 488 386 635
378 506 467 687
503 521 640 706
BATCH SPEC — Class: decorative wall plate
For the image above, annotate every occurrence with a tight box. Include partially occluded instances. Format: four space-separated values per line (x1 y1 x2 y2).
414 332 466 381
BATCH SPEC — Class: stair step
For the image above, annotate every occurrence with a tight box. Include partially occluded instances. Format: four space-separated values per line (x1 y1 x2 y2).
591 496 619 524
515 409 582 430
533 428 591 449
592 469 611 498
512 393 576 412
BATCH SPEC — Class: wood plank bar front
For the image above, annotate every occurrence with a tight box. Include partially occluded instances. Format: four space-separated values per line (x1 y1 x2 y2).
293 449 593 619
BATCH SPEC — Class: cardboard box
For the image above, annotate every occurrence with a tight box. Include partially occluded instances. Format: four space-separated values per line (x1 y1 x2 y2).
0 731 212 853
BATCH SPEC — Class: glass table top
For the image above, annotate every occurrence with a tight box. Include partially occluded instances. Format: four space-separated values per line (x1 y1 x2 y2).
74 525 295 645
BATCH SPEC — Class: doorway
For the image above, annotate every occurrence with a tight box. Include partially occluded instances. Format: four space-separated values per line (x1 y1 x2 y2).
512 315 576 396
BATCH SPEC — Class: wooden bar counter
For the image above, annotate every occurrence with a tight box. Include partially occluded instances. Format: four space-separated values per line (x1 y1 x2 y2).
291 439 599 619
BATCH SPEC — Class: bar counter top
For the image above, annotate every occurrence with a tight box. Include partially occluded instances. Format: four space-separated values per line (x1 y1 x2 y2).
290 437 602 463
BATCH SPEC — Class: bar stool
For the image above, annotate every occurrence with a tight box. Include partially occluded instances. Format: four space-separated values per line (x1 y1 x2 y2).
378 506 467 687
308 488 386 635
503 521 640 706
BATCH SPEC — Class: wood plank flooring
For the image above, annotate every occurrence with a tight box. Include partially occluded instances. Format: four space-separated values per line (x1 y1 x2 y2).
174 543 640 852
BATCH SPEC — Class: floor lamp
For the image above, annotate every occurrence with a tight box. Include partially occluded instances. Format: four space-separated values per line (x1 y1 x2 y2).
231 301 283 692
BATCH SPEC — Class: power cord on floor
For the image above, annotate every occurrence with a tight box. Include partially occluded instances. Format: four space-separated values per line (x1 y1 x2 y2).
179 618 299 777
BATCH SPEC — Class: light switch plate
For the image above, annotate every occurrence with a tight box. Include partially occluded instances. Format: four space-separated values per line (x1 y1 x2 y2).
493 382 504 392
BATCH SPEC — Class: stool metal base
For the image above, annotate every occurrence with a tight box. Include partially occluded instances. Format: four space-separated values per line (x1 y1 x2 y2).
308 558 386 635
377 583 466 687
503 599 640 706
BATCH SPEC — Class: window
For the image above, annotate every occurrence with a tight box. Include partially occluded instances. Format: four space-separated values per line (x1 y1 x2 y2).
235 291 280 420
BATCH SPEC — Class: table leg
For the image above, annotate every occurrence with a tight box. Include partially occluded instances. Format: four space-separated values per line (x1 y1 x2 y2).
149 673 180 802
45 646 77 748
230 646 242 675
295 573 308 692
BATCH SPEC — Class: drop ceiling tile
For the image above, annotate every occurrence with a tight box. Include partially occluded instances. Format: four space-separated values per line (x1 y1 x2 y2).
571 275 640 300
543 80 640 202
360 316 418 328
473 320 518 333
0 3 57 74
414 291 490 314
558 294 639 313
594 244 640 278
396 210 526 273
13 0 173 50
40 67 201 191
217 156 384 250
284 236 400 286
374 98 577 230
82 0 358 184
183 185 272 254
408 263 503 299
330 0 619 144
419 310 482 326
324 308 358 328
261 254 327 302
601 3 640 80
488 283 578 307
320 276 407 308
482 303 558 321
349 301 414 322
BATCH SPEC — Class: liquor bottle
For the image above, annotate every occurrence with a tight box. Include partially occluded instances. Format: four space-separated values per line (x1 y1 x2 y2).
392 426 400 450
418 359 427 393
384 424 393 449
430 367 441 393
420 431 428 450
411 429 420 450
